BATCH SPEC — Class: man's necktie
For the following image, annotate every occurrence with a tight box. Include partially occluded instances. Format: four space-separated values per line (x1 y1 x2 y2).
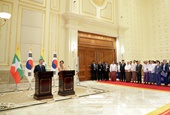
40 66 42 71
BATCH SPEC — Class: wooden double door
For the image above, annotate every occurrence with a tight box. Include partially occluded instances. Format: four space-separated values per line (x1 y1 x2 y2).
78 31 116 81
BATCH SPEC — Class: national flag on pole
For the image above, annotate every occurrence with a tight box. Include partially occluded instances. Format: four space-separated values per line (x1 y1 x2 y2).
51 52 58 71
10 45 24 84
40 49 46 69
25 50 34 81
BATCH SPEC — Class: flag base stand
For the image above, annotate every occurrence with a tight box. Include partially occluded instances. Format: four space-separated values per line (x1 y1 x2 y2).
13 84 19 92
52 78 58 87
75 71 80 85
52 76 58 93
27 82 33 90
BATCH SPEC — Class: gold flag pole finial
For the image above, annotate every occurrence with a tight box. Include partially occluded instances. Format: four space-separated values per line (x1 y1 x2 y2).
17 42 20 50
30 44 32 51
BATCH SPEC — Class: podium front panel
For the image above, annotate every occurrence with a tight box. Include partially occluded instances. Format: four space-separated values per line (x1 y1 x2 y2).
40 78 51 94
34 71 53 100
58 70 75 96
64 77 73 90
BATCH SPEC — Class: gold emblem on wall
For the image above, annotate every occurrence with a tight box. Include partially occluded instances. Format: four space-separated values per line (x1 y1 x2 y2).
92 0 106 6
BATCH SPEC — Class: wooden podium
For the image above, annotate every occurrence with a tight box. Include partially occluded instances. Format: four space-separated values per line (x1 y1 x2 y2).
34 71 53 100
58 70 75 96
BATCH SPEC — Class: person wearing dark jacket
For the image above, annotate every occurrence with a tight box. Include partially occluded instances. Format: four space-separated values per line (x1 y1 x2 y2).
91 61 97 80
161 59 169 86
97 61 103 81
136 61 142 84
34 59 46 73
120 60 126 81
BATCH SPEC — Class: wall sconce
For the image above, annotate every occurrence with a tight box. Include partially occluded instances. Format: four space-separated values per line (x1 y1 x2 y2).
0 12 11 27
72 43 76 52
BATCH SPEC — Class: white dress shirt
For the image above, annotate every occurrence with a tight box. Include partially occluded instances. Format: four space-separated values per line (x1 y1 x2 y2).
117 65 120 72
148 64 156 73
110 64 117 72
143 64 148 72
125 64 131 72
131 63 137 71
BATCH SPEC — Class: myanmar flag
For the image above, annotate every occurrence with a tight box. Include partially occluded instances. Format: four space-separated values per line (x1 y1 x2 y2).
40 49 46 69
10 45 24 84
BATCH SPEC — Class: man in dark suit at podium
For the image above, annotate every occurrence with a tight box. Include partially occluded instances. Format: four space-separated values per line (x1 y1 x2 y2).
34 59 46 73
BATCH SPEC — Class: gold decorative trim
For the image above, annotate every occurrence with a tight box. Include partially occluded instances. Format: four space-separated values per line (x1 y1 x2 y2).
81 0 96 16
50 0 60 11
92 0 106 6
100 2 113 23
19 0 46 7
0 1 13 66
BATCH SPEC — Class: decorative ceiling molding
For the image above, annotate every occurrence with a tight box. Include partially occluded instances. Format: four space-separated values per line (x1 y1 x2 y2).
92 0 106 6
62 12 128 37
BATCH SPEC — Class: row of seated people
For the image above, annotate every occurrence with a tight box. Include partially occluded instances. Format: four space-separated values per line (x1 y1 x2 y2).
91 59 170 86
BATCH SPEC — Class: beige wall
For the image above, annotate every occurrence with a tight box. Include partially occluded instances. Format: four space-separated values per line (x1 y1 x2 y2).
0 0 62 70
118 0 148 61
0 0 64 84
118 0 170 62
0 0 170 84
148 0 170 61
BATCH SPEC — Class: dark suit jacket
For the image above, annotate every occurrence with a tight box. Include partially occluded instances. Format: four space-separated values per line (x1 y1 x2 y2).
91 64 96 71
155 65 161 74
161 63 169 73
34 65 46 73
136 64 142 73
120 63 126 72
98 64 103 72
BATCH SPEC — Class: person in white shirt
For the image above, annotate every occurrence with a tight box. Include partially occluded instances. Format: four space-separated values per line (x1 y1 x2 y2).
125 62 132 82
125 62 131 72
110 61 117 81
148 60 156 85
143 61 149 84
131 60 137 83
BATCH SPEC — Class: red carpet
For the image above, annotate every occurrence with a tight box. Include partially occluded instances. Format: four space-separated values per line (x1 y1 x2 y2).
159 108 170 115
99 81 170 92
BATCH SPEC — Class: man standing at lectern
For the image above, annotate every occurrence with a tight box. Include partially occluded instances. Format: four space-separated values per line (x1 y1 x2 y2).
34 59 46 73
